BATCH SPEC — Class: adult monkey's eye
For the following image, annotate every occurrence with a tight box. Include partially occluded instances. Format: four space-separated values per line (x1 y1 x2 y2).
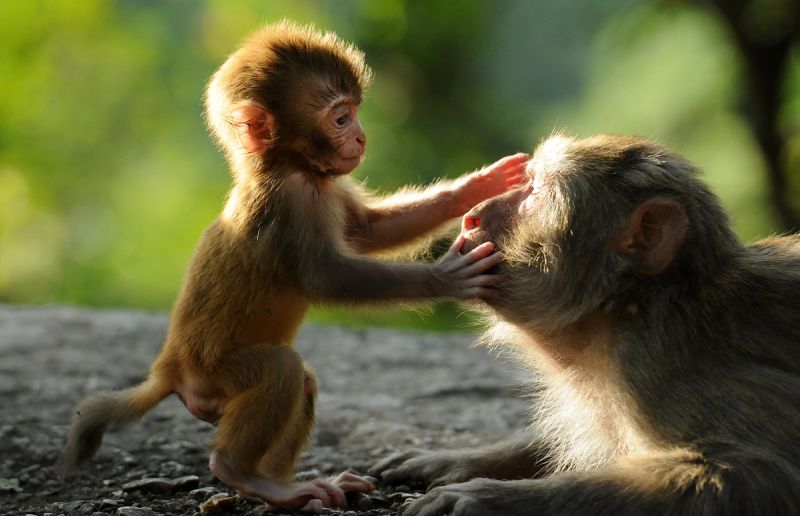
335 113 349 126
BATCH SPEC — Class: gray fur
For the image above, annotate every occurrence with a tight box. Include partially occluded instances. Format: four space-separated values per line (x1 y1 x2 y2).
374 135 800 516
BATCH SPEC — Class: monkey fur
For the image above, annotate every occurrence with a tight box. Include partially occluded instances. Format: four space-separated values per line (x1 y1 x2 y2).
58 21 526 511
373 134 800 516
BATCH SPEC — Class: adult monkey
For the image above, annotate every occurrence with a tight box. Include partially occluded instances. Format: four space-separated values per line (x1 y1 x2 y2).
373 134 800 515
58 22 528 512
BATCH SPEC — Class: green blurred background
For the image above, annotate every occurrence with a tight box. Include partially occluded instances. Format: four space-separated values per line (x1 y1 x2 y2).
1 0 798 331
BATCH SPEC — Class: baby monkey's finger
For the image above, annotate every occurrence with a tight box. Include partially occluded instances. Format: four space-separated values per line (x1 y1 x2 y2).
460 251 505 276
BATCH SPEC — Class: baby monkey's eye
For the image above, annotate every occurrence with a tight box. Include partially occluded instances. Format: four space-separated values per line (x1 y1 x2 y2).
335 113 350 126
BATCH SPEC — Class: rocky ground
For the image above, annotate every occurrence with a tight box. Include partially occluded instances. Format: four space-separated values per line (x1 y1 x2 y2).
0 306 530 516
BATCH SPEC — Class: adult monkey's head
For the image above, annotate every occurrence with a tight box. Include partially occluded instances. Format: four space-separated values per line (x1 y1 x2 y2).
461 134 741 331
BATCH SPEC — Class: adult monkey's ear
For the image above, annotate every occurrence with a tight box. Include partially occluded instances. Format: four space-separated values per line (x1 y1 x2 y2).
613 198 688 276
230 101 275 155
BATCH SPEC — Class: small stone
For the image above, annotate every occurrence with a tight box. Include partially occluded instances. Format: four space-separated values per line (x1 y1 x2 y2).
0 477 22 493
116 508 155 516
369 446 388 457
99 499 119 509
356 495 374 510
122 477 173 494
172 474 200 491
163 500 185 513
19 464 40 475
387 491 422 504
157 460 190 477
124 469 148 480
315 428 340 446
144 435 168 446
12 436 30 447
121 474 199 494
58 500 84 511
199 493 238 513
361 492 391 509
295 468 321 481
188 486 219 501
159 439 198 452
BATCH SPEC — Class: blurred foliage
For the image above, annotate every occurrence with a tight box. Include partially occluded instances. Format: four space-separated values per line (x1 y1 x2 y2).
0 0 797 331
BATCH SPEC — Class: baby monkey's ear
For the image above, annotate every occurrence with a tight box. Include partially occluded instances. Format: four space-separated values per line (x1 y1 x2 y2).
613 198 688 276
230 101 276 155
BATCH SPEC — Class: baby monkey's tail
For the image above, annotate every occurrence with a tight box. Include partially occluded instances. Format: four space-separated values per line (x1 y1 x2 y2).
57 375 172 473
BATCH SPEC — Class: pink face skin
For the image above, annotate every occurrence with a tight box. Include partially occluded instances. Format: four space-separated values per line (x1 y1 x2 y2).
320 98 367 175
460 162 538 254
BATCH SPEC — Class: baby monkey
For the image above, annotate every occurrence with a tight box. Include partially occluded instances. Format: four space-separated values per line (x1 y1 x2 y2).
58 21 527 512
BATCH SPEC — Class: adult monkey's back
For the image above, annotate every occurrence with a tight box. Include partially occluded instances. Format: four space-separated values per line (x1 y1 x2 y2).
373 134 800 515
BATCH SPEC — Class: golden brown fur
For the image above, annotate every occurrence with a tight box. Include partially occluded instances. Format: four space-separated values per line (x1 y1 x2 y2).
59 21 527 511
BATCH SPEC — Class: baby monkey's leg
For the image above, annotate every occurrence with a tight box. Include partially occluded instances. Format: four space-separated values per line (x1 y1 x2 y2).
260 366 374 512
208 346 370 510
257 365 318 480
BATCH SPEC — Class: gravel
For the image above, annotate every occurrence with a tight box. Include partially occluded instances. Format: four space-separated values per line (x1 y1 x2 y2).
0 305 529 515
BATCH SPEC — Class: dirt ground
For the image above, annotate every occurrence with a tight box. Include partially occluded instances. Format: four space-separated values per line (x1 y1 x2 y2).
0 305 530 516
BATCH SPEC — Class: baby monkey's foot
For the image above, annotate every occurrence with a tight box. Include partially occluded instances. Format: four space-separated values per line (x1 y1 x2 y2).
264 471 376 513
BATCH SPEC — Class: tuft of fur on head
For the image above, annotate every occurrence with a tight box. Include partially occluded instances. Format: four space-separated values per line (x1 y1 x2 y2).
204 20 374 168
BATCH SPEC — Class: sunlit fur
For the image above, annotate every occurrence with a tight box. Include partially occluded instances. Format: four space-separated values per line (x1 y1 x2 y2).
60 21 522 510
378 134 800 515
480 135 800 513
480 318 651 475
